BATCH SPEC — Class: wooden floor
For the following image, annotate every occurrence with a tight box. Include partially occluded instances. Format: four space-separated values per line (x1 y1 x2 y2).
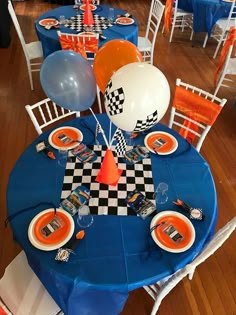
0 0 235 314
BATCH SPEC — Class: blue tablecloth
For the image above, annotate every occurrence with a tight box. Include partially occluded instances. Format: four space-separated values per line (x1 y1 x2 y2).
35 5 138 58
7 114 218 315
178 0 232 34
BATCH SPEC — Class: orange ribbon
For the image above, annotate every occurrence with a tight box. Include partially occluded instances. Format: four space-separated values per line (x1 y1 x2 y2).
173 86 223 142
164 0 174 34
214 27 236 87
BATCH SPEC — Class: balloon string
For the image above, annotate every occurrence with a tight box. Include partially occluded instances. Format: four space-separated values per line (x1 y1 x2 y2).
89 108 110 148
109 120 112 145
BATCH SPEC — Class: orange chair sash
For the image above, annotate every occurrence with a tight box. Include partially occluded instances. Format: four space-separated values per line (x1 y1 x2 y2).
179 118 199 144
173 86 223 126
214 27 236 87
59 34 87 58
164 0 174 34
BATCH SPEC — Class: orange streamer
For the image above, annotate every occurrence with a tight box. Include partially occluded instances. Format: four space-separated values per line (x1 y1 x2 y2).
164 0 174 34
214 27 236 87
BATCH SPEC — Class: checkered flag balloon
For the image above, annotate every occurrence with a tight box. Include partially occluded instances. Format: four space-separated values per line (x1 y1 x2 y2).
114 129 127 156
104 80 125 116
133 110 158 132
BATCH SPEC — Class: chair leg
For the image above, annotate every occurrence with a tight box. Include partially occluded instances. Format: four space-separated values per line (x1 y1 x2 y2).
161 24 165 34
169 20 176 43
214 75 225 96
27 64 34 90
203 33 208 48
213 39 223 59
190 30 194 41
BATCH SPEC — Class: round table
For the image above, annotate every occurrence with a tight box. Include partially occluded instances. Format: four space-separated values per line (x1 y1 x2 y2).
7 114 218 315
35 5 138 58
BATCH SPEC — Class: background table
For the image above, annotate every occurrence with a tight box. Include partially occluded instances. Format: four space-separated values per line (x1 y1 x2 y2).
35 5 138 58
178 0 233 34
7 114 218 315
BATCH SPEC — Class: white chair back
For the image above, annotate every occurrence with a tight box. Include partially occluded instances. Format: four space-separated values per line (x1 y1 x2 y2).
213 1 236 58
138 0 165 64
8 0 43 90
8 0 28 58
25 98 80 135
0 251 63 315
214 44 236 95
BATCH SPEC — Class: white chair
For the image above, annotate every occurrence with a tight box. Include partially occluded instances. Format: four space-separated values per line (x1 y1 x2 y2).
25 98 80 135
168 78 227 151
137 0 165 64
163 0 194 43
144 216 236 315
0 251 63 315
203 1 236 58
8 0 43 90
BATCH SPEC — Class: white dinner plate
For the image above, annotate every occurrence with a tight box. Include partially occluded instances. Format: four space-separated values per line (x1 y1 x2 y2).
144 131 178 155
28 208 75 251
115 17 135 25
48 126 83 151
150 211 195 253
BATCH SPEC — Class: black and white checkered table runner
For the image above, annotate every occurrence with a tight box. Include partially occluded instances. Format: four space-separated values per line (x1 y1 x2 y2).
64 14 113 32
60 145 155 216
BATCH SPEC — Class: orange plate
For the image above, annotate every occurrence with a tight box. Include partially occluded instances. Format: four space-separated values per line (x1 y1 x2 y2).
33 211 71 245
39 18 58 27
116 17 134 25
144 131 178 154
49 127 82 149
80 4 97 11
154 215 192 250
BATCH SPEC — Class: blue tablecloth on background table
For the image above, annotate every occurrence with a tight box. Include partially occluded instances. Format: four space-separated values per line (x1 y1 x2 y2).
35 5 138 58
7 114 218 315
178 0 232 34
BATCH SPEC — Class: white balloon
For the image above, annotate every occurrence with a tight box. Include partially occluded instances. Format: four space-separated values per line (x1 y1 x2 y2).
104 62 170 132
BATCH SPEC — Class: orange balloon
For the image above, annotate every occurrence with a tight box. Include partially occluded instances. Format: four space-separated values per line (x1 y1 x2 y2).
93 39 143 94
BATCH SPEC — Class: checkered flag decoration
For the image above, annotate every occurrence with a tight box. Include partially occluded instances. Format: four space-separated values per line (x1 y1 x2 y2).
113 129 127 156
104 80 125 116
133 110 158 132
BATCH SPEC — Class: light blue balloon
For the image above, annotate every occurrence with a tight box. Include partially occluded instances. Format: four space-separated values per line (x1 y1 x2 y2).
40 50 97 112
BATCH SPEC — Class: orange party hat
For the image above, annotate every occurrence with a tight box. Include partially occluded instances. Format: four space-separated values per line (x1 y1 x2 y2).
83 0 94 26
96 149 123 186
